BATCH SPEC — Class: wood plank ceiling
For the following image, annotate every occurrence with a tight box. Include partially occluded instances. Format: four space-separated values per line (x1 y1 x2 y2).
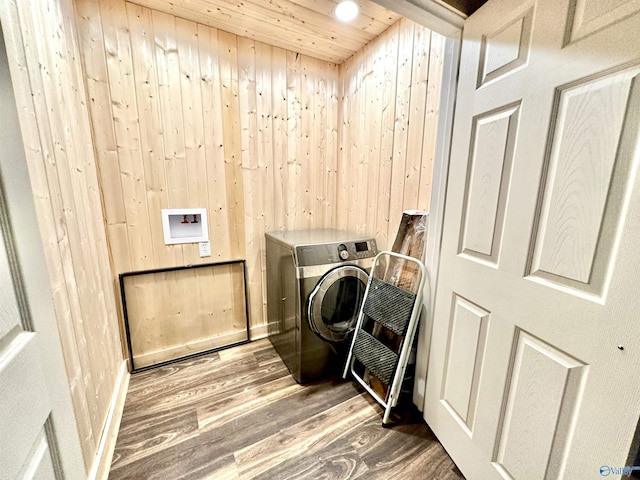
128 0 403 63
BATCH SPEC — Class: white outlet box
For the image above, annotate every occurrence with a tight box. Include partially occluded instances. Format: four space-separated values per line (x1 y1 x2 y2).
199 241 211 257
161 208 208 245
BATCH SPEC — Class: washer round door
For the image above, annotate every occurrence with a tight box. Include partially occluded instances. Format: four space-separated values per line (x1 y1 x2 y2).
307 265 369 343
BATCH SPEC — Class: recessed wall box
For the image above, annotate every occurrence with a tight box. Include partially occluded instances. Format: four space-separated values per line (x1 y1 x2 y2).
162 208 209 245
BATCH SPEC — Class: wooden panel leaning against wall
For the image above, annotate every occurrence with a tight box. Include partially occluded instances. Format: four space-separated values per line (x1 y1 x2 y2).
5 0 124 471
76 0 340 346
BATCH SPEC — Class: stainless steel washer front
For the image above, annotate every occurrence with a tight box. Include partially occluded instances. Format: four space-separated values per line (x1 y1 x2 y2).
266 229 377 384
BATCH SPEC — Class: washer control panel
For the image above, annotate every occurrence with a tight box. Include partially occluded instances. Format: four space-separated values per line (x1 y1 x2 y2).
296 238 377 266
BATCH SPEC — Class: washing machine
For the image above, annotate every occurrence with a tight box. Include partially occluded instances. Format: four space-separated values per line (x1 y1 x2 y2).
266 229 378 384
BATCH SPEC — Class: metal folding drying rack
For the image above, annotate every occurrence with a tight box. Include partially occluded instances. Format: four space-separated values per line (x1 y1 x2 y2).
343 250 427 425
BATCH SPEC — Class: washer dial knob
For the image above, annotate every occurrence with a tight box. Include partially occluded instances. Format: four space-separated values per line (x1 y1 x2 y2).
338 244 349 260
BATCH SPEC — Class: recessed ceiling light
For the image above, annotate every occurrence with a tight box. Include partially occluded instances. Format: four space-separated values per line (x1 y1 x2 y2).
334 1 360 23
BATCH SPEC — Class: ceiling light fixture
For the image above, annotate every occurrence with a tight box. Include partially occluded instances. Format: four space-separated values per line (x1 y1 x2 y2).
334 1 360 23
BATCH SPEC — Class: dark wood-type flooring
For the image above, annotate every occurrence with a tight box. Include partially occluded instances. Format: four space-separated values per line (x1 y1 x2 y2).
109 339 465 479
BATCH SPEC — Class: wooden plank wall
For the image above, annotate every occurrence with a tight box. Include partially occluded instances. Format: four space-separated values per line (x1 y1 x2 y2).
75 0 339 340
338 19 445 249
4 0 123 469
74 1 443 344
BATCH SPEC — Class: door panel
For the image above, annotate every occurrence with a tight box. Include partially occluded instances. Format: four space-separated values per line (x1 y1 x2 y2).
17 429 56 479
15 429 55 480
441 295 489 430
494 331 587 480
460 103 519 265
529 67 640 297
0 331 52 478
477 5 533 88
567 0 640 44
424 0 640 478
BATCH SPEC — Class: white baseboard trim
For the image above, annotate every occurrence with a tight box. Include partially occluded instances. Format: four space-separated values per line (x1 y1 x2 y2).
88 360 129 480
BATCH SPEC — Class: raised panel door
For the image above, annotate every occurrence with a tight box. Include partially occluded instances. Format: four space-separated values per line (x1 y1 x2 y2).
424 0 640 478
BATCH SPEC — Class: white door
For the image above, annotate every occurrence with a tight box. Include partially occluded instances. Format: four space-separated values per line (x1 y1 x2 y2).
0 19 85 480
424 0 640 478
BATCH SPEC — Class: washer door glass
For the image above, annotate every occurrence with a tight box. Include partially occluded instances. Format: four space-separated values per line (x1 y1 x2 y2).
307 266 369 343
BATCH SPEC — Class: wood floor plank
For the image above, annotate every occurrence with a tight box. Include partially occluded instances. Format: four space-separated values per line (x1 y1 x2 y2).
123 357 286 422
350 414 437 461
349 417 447 477
110 410 199 471
109 339 465 479
110 445 236 480
217 338 273 361
125 354 260 401
252 345 283 366
195 379 363 449
234 393 377 478
384 447 468 480
251 437 370 480
125 352 222 393
197 374 304 430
